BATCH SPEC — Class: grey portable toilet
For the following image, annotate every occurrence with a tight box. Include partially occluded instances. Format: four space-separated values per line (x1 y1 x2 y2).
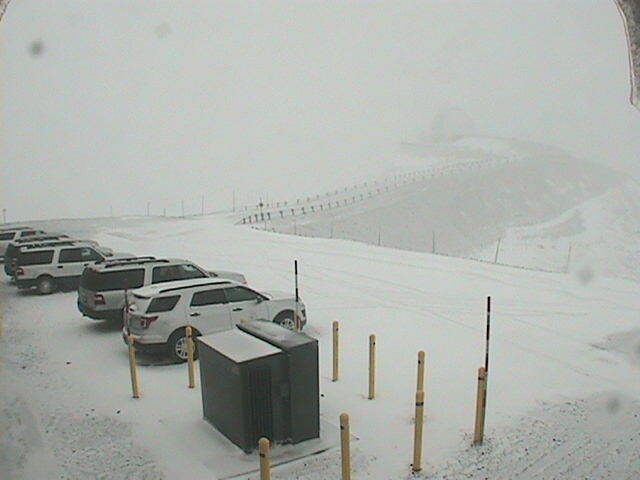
197 321 319 453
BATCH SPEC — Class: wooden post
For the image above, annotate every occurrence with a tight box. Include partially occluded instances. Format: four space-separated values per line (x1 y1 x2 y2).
332 321 339 381
186 326 196 388
416 350 425 392
127 335 140 398
259 437 271 480
339 413 351 480
368 334 376 399
473 367 487 445
412 390 425 472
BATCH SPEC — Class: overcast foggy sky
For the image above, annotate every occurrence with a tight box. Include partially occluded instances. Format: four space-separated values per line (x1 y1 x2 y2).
3 0 640 221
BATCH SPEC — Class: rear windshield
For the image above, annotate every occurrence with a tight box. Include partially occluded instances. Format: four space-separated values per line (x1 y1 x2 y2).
146 296 180 313
18 250 54 266
81 268 145 292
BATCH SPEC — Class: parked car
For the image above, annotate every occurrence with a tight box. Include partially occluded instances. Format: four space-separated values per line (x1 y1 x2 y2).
14 243 129 294
78 257 247 322
4 236 85 276
123 278 306 362
0 227 47 258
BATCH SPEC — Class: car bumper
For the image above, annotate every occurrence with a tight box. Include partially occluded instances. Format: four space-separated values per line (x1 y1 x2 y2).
15 278 37 289
121 330 168 354
78 301 122 321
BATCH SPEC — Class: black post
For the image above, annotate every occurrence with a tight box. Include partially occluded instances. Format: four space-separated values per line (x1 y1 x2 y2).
485 296 491 373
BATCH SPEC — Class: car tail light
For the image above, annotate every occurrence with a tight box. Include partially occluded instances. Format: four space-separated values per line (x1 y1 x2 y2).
15 267 24 276
139 316 158 329
94 294 105 305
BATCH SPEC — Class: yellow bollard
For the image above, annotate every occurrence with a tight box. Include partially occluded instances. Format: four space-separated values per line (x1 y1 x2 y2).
412 390 425 472
368 334 376 399
473 367 487 445
127 334 140 399
339 413 351 480
259 437 271 480
186 326 196 388
416 350 426 393
332 321 339 382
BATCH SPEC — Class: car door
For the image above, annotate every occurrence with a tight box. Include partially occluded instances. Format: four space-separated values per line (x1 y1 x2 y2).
223 286 269 324
58 247 104 285
188 288 233 334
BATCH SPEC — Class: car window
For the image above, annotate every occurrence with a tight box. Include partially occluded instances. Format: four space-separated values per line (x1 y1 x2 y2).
20 230 37 237
146 296 180 313
152 264 207 284
180 264 207 280
59 248 83 263
0 232 15 241
18 250 54 266
224 286 260 303
80 248 103 261
59 247 101 263
152 266 181 283
191 289 227 307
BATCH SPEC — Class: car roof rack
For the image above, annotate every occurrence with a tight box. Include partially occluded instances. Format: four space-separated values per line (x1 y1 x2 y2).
19 239 91 250
101 257 162 268
159 280 231 294
0 226 32 231
15 235 68 244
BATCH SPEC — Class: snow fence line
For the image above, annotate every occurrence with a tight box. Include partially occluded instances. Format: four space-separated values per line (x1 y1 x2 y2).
237 157 513 225
122 309 493 478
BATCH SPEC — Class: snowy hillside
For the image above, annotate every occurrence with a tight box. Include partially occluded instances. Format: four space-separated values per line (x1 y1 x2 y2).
262 138 627 273
470 179 640 281
2 214 639 479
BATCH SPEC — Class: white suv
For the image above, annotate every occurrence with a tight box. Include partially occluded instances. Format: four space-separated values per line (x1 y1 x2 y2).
15 242 129 294
78 257 247 322
0 227 46 258
124 278 307 362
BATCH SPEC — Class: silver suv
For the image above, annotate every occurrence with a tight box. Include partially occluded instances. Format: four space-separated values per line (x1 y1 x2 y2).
123 278 306 362
4 236 84 277
15 242 127 294
78 257 247 322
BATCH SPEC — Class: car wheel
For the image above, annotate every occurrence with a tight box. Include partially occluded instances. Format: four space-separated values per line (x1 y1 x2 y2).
167 328 199 363
36 276 55 295
274 311 296 330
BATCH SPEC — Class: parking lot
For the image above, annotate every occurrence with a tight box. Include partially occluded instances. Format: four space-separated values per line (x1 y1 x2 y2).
2 214 640 479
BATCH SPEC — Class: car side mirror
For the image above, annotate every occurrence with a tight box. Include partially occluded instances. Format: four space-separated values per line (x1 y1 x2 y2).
256 297 263 304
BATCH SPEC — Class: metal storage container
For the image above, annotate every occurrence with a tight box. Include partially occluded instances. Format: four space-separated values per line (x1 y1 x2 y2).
197 320 319 453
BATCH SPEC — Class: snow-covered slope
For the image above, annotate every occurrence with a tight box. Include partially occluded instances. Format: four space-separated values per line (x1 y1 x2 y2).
471 179 640 281
2 214 639 479
266 138 626 267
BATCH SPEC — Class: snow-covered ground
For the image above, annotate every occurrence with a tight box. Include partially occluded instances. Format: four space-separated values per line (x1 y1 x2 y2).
2 214 639 479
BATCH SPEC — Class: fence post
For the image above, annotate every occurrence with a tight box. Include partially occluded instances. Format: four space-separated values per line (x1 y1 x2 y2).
127 335 140 399
416 350 425 392
340 413 351 480
259 437 271 480
473 367 487 445
368 334 376 399
412 390 425 472
186 326 196 388
332 321 339 381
